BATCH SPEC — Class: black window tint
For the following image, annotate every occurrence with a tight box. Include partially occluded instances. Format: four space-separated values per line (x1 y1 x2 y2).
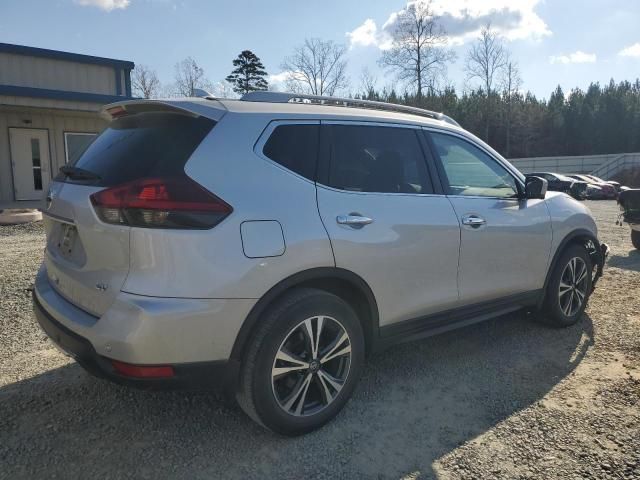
263 124 319 180
326 125 431 194
430 132 518 198
57 112 215 186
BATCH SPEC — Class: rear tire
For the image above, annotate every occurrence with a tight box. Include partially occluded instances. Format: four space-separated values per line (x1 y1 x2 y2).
632 230 640 250
542 244 592 327
236 288 365 436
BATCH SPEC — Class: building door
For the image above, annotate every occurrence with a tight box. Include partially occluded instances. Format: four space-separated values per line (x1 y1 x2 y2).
9 128 50 201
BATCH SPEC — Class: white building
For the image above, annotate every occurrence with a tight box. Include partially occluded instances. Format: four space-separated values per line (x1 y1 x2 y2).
0 43 134 208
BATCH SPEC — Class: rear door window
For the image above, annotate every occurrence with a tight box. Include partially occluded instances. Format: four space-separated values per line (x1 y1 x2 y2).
322 124 432 194
57 112 215 186
262 124 319 181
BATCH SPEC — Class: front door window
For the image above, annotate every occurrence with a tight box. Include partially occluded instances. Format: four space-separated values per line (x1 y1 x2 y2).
430 132 518 198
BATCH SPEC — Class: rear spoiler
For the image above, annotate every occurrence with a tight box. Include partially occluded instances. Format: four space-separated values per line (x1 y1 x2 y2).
101 99 227 122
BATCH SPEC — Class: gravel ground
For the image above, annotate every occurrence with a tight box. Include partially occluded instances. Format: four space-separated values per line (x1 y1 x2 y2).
1 200 638 479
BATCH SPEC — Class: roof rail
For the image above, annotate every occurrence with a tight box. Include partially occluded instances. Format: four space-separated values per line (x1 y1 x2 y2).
240 91 460 127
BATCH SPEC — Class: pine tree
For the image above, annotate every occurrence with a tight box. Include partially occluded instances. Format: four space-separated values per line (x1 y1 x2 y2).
225 50 269 95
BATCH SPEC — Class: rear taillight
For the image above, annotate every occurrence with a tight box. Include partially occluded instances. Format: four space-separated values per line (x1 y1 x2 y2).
90 177 232 229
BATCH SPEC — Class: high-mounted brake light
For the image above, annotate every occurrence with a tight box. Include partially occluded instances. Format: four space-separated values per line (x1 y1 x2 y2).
90 177 232 229
106 105 127 118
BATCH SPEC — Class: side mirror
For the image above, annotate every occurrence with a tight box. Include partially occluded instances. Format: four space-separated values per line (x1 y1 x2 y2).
524 176 548 199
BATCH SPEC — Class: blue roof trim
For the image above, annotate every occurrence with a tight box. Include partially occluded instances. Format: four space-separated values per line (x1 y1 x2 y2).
0 43 134 70
0 85 133 104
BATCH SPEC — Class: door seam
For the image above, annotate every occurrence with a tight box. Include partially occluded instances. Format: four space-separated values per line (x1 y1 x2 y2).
445 195 463 302
315 183 337 267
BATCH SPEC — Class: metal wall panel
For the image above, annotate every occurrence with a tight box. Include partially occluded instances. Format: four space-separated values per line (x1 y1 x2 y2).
0 52 117 95
0 94 100 112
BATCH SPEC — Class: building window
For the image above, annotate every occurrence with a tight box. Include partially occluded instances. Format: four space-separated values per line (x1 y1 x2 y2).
64 132 98 164
30 138 42 190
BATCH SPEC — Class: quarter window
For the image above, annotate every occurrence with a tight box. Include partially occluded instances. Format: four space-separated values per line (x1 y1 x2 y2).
325 124 432 194
430 132 518 198
263 124 319 181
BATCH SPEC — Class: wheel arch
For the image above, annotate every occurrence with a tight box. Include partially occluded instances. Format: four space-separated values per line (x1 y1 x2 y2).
539 228 601 308
230 267 380 364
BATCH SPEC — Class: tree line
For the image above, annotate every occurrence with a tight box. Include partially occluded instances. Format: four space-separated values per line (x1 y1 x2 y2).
358 80 640 159
131 0 640 159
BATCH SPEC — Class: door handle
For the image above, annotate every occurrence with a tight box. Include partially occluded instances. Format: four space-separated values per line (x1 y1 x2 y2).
336 214 373 229
461 214 486 228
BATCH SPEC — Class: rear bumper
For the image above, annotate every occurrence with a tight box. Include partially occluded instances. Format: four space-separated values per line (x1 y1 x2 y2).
32 265 255 390
33 290 240 390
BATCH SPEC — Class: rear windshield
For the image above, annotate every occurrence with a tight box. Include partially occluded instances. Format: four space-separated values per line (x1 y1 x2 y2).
57 112 215 186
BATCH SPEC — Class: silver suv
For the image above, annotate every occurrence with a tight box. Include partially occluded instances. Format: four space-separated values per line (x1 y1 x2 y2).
33 92 608 435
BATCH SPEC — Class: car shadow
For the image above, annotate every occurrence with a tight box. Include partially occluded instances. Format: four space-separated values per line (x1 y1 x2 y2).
607 249 640 272
1 312 593 479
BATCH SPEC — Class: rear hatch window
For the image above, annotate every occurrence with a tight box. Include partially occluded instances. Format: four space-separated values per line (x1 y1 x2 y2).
44 111 215 316
56 112 215 186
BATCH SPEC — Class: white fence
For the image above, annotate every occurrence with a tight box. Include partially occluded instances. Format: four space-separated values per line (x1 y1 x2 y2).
510 153 619 175
509 152 640 179
591 153 640 179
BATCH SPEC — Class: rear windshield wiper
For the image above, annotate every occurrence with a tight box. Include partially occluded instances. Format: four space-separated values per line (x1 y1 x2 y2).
59 165 101 181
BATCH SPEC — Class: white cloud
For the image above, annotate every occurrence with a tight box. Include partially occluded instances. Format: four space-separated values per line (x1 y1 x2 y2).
73 0 130 11
347 19 379 48
618 42 640 58
347 0 551 50
549 51 597 64
268 71 292 86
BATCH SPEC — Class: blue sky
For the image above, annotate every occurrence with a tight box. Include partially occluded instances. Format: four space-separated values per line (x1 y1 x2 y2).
1 0 640 98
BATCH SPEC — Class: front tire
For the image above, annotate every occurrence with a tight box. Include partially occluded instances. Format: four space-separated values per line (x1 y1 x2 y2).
631 229 640 250
236 288 365 436
542 244 593 327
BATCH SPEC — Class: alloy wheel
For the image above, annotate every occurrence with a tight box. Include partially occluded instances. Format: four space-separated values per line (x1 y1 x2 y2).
271 316 352 417
558 256 589 317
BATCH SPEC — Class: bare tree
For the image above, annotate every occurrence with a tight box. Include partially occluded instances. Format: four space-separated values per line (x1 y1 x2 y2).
379 0 455 100
359 67 378 99
209 80 236 98
281 38 349 96
501 56 523 157
465 23 507 140
131 64 161 99
173 57 207 97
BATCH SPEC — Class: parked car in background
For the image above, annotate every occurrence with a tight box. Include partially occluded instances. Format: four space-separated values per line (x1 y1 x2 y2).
567 174 616 199
526 172 587 200
583 174 623 193
566 178 590 200
586 184 607 199
527 172 572 193
33 92 609 435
